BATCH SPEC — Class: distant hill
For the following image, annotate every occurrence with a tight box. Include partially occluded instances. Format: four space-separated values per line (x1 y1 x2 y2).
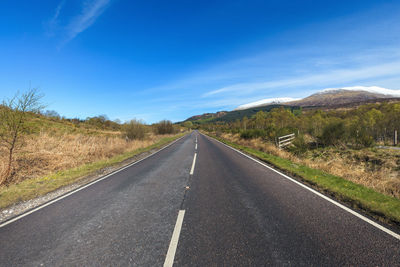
184 111 228 123
184 86 400 124
213 104 300 122
287 89 398 107
184 105 301 124
234 86 400 109
234 97 299 110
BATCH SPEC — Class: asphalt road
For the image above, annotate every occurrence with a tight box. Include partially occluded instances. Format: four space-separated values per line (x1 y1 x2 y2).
0 131 399 266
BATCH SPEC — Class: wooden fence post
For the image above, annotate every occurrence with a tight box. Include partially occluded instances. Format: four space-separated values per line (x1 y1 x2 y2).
395 130 398 146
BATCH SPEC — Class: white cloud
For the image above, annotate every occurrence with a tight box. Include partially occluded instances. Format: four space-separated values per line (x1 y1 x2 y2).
65 0 111 43
202 61 400 97
45 0 66 36
47 0 112 45
51 1 65 24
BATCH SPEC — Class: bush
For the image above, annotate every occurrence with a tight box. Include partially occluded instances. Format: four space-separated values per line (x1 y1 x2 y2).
182 121 193 129
288 134 308 156
319 121 345 146
359 134 374 147
240 129 266 139
124 119 147 140
155 120 175 135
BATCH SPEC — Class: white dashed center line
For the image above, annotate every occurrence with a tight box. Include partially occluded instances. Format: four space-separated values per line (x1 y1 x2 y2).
190 153 197 175
164 210 185 267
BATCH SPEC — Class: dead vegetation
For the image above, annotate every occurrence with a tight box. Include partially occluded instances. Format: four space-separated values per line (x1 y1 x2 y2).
0 89 44 183
0 90 181 187
0 130 176 186
219 132 400 199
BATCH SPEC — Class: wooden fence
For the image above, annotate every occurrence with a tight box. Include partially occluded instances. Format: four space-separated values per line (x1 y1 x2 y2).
277 133 295 148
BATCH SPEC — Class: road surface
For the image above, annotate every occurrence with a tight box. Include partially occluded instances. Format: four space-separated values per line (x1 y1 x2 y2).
0 131 399 266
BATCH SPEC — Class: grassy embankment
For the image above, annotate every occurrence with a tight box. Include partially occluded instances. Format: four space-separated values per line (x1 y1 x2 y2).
0 113 186 209
205 132 400 225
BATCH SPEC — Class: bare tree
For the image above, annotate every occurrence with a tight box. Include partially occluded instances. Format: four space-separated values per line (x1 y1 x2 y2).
0 89 44 184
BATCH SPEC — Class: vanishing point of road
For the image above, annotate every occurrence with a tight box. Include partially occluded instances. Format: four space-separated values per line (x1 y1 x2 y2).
0 131 399 266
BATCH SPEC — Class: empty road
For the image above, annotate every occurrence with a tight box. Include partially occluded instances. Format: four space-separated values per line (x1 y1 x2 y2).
0 131 399 266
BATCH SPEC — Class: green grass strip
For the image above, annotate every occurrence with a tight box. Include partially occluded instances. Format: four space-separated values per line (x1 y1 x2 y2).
208 133 400 225
0 133 186 209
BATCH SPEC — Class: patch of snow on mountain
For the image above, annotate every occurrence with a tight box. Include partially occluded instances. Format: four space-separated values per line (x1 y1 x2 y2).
321 86 400 96
235 97 298 110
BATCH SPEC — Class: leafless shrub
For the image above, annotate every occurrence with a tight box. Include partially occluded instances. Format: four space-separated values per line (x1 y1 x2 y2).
155 120 175 135
0 89 44 184
123 119 147 140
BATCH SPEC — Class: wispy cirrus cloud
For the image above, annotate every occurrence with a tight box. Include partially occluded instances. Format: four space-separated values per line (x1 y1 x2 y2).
47 0 112 45
45 0 66 36
141 6 400 116
202 60 400 97
65 0 112 43
137 45 400 118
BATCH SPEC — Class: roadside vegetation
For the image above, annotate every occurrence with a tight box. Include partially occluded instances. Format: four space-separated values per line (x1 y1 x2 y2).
206 133 400 225
0 89 44 184
0 134 184 209
197 102 400 200
0 90 183 208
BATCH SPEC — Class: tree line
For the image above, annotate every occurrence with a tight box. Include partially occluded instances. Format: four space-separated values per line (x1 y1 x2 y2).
198 102 400 149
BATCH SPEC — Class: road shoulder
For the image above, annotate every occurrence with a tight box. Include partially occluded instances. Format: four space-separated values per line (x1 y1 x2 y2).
0 133 188 224
202 132 400 235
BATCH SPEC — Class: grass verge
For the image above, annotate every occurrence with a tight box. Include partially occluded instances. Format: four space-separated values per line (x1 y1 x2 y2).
206 132 400 226
0 133 186 209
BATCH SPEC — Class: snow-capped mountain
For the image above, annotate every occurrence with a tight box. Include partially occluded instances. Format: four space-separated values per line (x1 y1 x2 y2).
184 86 400 124
234 86 400 109
320 86 400 97
288 86 400 107
234 97 299 110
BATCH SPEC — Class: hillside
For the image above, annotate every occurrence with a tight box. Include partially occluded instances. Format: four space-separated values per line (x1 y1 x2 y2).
185 105 300 124
234 97 298 110
185 86 400 124
0 111 179 186
287 89 398 107
185 98 400 125
234 86 400 110
184 111 228 123
214 104 301 122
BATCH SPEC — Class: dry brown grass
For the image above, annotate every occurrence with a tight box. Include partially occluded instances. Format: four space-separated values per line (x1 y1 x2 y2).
0 131 175 185
220 133 400 199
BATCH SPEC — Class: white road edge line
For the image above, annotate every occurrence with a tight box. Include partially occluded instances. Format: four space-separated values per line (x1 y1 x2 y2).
204 133 400 241
164 210 185 267
190 153 197 175
0 134 188 229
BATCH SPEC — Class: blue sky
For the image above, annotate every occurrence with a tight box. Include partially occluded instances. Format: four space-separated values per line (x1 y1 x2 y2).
1 0 400 123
